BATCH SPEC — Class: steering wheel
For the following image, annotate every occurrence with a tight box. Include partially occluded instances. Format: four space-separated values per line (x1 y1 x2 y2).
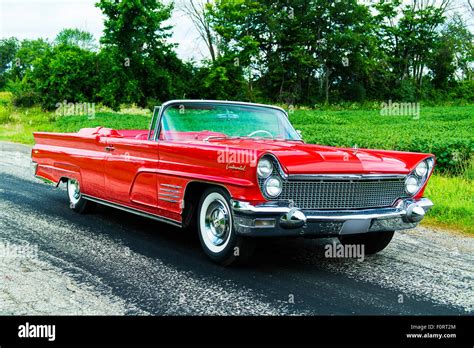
247 130 273 138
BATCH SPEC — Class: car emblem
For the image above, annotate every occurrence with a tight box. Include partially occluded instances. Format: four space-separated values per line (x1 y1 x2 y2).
226 163 246 171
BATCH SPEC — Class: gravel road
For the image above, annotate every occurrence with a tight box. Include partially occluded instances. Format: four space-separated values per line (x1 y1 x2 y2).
0 141 472 315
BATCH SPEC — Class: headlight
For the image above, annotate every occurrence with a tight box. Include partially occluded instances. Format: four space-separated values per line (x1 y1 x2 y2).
415 161 428 177
257 158 273 178
426 157 434 171
265 176 282 197
405 175 420 195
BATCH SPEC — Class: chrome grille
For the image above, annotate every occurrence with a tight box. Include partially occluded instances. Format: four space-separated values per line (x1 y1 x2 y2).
259 175 408 210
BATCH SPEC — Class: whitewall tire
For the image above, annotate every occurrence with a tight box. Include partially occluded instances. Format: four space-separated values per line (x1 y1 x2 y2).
197 187 255 266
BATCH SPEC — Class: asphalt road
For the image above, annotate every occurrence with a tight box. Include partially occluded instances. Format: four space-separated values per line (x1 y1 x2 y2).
0 141 472 315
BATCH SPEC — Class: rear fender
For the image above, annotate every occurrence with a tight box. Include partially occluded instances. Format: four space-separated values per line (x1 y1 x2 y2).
35 163 82 187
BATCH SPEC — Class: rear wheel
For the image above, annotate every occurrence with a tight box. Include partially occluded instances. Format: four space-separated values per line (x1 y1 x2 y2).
67 178 95 214
197 187 255 266
338 231 394 255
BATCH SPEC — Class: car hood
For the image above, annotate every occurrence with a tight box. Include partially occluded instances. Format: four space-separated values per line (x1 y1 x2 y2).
207 139 431 175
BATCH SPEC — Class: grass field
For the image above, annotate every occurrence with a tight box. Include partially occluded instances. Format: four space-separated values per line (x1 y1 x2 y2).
0 91 472 233
423 173 473 233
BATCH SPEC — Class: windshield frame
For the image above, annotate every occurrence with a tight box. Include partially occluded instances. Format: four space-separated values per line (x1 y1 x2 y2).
154 100 301 142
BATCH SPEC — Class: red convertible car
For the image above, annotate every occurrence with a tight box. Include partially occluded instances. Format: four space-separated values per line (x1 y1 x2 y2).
32 100 434 265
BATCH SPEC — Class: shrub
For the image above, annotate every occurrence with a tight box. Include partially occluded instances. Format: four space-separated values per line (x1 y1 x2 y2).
448 80 474 104
6 78 39 107
30 45 99 109
392 79 417 102
0 105 9 123
0 91 13 108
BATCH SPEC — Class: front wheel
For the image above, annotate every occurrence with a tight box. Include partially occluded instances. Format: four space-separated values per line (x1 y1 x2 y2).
338 231 394 255
197 187 255 266
67 178 95 214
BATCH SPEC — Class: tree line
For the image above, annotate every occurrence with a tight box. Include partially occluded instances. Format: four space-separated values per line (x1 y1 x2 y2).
0 0 473 110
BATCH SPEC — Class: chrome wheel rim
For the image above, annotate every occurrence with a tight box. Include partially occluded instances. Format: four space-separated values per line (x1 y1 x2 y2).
200 192 232 254
205 201 230 247
68 179 81 205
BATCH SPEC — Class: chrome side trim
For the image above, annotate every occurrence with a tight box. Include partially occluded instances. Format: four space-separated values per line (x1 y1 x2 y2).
160 184 182 189
159 193 180 198
82 194 182 227
34 174 58 186
287 174 407 181
160 188 179 193
158 184 181 203
158 197 179 203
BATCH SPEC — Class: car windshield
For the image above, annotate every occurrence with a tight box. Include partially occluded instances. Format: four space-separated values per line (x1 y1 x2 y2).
159 102 300 141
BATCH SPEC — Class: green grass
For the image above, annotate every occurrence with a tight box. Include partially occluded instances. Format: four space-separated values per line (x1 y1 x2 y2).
292 106 473 150
0 112 151 144
0 93 151 144
423 174 474 234
0 92 472 234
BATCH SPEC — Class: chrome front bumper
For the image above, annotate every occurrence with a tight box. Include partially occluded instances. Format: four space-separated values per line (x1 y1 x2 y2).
231 198 434 237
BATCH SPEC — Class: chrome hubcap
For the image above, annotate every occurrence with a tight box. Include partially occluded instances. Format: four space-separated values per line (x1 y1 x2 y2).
204 200 230 247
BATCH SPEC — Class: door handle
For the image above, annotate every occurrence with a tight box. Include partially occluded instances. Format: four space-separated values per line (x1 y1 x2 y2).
105 146 115 152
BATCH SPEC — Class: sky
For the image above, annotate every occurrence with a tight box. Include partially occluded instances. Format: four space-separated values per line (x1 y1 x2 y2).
0 0 208 62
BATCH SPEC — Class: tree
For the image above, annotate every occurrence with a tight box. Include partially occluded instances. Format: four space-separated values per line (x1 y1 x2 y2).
442 15 474 81
373 0 452 100
27 45 99 109
96 0 189 108
9 39 51 80
209 0 376 104
0 37 19 89
178 0 219 62
55 28 97 51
